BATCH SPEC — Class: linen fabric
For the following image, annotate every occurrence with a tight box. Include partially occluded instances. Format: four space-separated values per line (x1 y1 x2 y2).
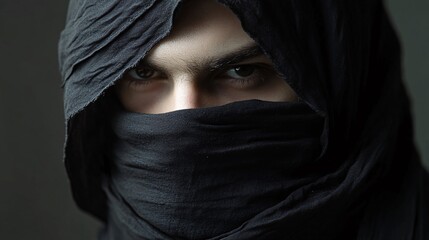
58 0 429 239
101 99 324 239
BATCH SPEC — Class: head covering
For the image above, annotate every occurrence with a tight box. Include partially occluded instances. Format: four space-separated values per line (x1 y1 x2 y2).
58 0 429 239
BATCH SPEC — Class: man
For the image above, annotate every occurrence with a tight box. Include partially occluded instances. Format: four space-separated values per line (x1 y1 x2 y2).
59 0 429 239
115 0 298 114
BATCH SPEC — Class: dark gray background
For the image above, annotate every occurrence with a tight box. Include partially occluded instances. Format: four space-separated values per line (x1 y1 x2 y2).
0 1 427 239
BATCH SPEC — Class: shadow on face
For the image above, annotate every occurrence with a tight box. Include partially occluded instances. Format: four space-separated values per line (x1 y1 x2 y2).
115 0 298 114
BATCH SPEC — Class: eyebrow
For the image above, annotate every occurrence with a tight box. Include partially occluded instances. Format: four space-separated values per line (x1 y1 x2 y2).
140 44 265 74
208 44 264 71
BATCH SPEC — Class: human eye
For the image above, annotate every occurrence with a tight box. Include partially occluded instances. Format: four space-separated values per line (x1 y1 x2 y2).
125 65 161 86
219 64 270 88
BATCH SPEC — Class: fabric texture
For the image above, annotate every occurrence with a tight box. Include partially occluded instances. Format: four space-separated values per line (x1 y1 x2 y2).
101 99 324 239
58 0 429 239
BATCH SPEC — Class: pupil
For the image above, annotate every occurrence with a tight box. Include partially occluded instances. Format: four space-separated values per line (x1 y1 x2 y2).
136 67 154 78
234 66 254 77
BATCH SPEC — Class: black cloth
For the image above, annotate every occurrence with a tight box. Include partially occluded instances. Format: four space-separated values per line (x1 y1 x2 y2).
58 0 429 239
101 99 324 239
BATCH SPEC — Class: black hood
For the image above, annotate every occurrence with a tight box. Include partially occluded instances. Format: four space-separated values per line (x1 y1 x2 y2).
58 0 429 239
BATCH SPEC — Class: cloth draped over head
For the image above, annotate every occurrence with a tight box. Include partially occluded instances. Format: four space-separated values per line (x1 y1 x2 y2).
58 0 429 239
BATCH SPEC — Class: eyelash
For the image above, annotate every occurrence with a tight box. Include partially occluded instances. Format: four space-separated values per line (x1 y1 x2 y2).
219 64 267 88
125 64 269 88
126 67 160 87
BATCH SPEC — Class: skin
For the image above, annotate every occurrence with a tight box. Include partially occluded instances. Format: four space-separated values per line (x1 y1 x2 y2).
115 0 298 114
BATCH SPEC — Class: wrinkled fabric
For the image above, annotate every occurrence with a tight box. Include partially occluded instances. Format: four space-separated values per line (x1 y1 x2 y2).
101 99 324 239
58 0 429 239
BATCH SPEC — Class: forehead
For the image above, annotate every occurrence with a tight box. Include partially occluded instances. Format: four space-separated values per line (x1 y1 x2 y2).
144 0 256 69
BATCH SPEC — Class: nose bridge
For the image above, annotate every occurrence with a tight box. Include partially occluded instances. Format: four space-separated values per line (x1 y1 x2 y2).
173 75 201 111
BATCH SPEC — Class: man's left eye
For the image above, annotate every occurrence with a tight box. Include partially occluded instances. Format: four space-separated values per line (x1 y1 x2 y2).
218 64 269 88
225 65 256 78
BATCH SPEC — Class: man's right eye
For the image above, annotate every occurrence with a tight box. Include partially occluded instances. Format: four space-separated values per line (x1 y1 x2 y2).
127 66 160 82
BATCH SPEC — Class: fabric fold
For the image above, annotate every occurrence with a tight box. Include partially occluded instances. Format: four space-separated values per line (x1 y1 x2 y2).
58 0 429 239
102 100 324 239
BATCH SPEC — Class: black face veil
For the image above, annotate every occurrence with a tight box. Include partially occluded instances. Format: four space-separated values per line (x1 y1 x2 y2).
58 0 429 239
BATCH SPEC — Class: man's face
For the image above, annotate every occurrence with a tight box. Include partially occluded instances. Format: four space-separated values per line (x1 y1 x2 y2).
115 0 297 114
